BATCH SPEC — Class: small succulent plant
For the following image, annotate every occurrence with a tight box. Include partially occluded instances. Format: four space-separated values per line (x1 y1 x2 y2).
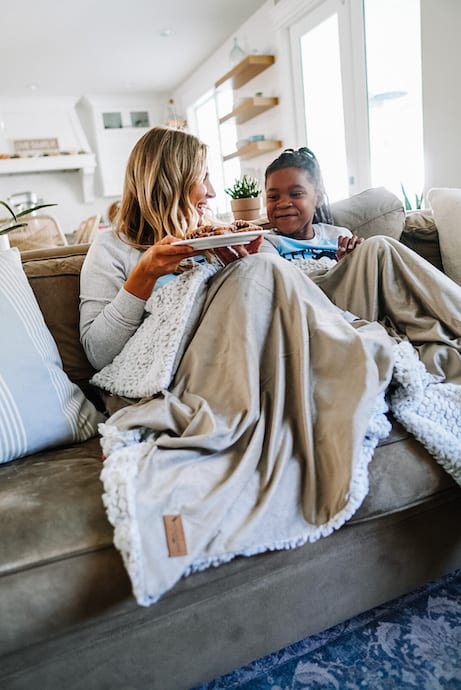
225 174 262 199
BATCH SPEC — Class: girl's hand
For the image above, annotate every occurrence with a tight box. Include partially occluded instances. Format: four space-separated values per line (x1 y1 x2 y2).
125 235 201 299
336 234 364 261
213 234 263 266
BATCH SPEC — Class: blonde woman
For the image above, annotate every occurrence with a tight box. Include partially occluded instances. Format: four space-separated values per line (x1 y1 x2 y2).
80 126 262 370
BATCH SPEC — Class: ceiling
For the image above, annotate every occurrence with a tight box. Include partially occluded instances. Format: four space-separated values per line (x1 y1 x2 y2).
1 0 268 99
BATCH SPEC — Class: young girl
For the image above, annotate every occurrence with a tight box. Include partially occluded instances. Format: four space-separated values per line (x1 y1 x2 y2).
264 147 363 260
263 147 461 384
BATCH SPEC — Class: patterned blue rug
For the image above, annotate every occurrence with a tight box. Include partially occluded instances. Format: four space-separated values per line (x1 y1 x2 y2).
193 568 461 689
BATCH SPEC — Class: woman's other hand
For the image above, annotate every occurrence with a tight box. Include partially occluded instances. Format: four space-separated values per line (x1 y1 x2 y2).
336 234 364 261
125 236 201 300
213 234 263 266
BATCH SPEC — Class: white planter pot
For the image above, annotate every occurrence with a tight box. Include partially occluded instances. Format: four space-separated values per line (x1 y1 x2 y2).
231 197 262 222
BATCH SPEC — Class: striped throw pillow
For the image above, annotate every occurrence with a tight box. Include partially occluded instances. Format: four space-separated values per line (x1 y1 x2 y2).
0 248 103 463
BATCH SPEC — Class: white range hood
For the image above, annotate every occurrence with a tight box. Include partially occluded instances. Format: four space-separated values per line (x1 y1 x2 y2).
0 98 96 202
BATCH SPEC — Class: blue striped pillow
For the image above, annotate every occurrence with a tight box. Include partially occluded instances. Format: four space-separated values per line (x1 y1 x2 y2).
0 248 103 463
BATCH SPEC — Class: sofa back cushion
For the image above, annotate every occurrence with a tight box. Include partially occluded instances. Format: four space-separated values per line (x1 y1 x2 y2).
331 187 405 239
21 244 95 391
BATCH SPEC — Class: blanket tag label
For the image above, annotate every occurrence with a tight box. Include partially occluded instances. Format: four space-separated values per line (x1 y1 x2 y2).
163 515 188 557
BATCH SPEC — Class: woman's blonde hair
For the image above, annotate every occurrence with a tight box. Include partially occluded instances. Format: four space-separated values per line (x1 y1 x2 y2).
107 200 121 225
116 126 208 248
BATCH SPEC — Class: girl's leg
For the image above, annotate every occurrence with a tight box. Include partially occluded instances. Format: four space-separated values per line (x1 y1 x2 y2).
312 235 461 382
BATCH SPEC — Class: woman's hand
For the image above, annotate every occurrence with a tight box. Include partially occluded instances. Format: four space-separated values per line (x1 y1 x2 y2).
336 234 364 261
213 234 263 266
125 236 201 300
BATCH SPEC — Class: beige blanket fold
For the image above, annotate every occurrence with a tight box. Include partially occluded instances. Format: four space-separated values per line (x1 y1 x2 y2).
312 235 461 384
99 253 395 605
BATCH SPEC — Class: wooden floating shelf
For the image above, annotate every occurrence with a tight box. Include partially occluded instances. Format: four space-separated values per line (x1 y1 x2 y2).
215 54 275 90
223 140 283 162
219 97 279 125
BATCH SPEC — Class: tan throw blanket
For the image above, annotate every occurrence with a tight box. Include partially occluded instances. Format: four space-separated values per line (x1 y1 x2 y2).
97 254 396 605
96 245 461 606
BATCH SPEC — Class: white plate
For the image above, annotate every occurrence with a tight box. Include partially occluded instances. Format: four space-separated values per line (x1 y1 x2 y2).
172 229 269 250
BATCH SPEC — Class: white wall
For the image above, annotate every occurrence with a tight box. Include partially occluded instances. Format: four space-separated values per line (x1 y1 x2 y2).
0 93 166 235
421 0 461 190
77 93 166 199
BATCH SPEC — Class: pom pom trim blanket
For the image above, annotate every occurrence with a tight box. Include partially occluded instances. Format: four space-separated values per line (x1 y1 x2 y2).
93 252 461 606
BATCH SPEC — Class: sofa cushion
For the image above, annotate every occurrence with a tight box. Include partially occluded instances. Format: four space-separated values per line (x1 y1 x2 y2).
427 187 461 285
331 187 405 239
0 248 103 463
400 210 443 271
0 437 109 575
354 422 456 521
21 244 95 391
0 425 457 658
0 438 131 655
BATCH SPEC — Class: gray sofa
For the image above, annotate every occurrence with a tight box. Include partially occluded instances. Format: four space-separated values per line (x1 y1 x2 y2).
1 188 460 690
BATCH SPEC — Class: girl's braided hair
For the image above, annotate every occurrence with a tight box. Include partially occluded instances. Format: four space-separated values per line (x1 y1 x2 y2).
265 147 333 224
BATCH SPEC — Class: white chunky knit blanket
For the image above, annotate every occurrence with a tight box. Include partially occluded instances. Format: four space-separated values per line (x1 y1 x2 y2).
390 340 461 484
91 262 219 397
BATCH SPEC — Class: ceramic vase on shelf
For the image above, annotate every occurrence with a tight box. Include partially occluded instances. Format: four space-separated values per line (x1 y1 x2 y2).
231 196 262 221
229 38 246 67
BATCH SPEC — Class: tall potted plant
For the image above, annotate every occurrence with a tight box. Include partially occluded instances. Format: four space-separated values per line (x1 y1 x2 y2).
0 201 57 250
225 174 262 221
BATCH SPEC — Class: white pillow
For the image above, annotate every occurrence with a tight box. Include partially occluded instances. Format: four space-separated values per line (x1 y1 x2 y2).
427 187 461 285
0 248 103 463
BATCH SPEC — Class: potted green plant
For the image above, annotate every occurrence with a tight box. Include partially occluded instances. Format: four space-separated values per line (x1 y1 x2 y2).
400 184 423 212
225 174 262 221
0 200 57 250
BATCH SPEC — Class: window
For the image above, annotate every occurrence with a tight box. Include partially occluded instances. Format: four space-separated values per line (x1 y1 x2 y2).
294 7 349 200
289 0 423 202
189 90 234 218
364 0 423 202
